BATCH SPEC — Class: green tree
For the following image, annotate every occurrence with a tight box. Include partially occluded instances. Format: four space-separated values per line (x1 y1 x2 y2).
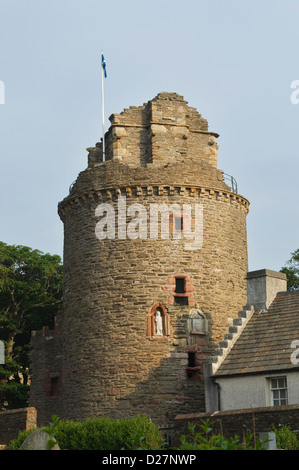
0 242 63 409
280 249 299 291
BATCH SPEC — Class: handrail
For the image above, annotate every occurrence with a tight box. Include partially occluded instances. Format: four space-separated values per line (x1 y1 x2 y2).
223 173 238 193
69 181 76 194
69 175 238 195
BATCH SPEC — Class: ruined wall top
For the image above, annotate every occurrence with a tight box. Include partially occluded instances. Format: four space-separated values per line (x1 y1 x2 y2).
87 92 220 168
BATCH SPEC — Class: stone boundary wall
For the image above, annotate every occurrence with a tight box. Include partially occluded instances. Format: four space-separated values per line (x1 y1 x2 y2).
174 405 299 445
0 407 37 445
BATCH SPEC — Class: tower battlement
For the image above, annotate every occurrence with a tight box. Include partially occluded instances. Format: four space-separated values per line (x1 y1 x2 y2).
87 92 219 168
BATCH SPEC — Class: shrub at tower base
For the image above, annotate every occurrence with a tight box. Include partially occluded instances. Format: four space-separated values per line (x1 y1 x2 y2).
7 414 163 450
7 415 270 450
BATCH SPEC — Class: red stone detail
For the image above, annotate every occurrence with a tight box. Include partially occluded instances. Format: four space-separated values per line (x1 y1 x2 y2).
164 274 194 305
125 365 138 373
147 302 170 338
108 387 120 396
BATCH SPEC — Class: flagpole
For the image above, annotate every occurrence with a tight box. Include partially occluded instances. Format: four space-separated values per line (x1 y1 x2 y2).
101 50 105 162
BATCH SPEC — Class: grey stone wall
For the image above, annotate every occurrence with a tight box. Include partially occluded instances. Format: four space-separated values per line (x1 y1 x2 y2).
174 405 299 445
29 318 63 426
0 407 37 445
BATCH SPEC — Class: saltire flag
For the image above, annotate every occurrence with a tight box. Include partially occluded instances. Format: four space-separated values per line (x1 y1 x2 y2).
101 52 107 78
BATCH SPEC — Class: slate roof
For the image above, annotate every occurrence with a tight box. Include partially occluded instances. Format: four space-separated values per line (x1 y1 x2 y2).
214 290 299 377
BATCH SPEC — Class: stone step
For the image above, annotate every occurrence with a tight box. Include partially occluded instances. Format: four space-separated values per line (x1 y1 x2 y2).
224 332 233 341
211 304 255 373
229 325 238 334
214 348 223 356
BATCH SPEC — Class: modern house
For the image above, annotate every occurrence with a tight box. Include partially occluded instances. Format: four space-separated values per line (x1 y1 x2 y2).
205 269 299 412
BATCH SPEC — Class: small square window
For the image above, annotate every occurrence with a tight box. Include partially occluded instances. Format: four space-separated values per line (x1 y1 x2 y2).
174 276 189 305
168 275 193 307
174 296 188 305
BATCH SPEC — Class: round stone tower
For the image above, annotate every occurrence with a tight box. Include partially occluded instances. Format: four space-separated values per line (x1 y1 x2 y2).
57 92 249 426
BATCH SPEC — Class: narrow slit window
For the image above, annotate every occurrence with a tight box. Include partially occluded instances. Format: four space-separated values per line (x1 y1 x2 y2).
174 216 183 231
175 277 185 294
186 352 197 379
188 352 196 368
50 377 59 397
174 277 188 305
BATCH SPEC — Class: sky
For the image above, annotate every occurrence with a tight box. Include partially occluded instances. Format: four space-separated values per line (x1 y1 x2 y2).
0 0 298 272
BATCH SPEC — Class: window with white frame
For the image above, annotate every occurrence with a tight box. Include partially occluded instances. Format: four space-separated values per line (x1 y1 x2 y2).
269 377 288 406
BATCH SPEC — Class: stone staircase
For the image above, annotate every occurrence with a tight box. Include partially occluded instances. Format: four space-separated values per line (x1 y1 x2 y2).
211 305 255 374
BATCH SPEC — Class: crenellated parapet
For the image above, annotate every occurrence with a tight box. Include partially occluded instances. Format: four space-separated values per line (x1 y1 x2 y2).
58 184 249 220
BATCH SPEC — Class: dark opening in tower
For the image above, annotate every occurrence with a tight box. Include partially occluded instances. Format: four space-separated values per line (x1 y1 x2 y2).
188 351 196 368
49 376 60 397
186 352 199 380
174 277 188 305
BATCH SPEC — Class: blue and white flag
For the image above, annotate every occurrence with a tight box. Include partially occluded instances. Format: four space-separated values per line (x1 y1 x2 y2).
101 52 107 78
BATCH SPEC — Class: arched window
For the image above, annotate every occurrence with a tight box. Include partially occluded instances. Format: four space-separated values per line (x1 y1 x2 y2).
147 303 170 338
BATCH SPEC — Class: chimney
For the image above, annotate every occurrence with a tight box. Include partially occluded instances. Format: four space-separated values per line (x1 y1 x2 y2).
247 269 287 311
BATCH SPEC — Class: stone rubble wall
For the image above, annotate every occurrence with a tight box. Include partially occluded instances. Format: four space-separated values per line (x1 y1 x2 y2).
174 404 299 445
29 317 63 426
0 407 37 446
56 181 248 425
87 92 218 168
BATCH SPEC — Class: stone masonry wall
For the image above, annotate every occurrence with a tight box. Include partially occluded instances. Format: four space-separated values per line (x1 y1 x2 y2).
174 405 299 445
57 181 248 425
88 92 219 168
29 317 63 426
30 92 250 428
60 161 249 344
0 407 37 445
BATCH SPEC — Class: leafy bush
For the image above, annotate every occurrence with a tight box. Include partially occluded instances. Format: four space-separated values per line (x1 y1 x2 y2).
174 420 266 450
8 416 276 451
131 419 267 450
270 425 299 450
7 414 163 450
6 428 35 450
